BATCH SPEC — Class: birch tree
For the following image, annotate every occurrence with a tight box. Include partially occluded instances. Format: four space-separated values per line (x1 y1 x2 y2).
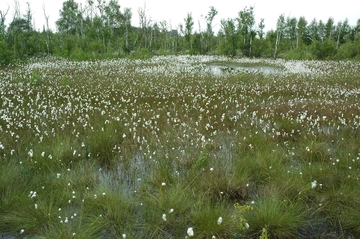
183 12 194 51
285 17 297 48
219 18 237 56
56 0 83 35
297 16 307 47
123 7 131 52
204 6 218 53
136 3 151 49
325 17 335 40
274 14 285 58
257 18 265 39
237 6 255 56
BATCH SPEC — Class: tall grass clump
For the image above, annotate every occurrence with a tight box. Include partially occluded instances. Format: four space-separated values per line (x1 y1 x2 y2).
245 193 308 238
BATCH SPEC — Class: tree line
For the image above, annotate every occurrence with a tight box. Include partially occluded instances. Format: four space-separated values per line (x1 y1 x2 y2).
1 0 360 65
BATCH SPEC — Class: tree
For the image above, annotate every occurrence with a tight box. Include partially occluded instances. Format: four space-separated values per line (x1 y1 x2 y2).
325 17 335 40
123 7 132 52
0 6 11 64
183 12 194 52
308 18 319 42
56 0 83 35
274 14 285 58
0 5 9 37
335 19 351 49
204 6 218 53
237 6 255 56
104 0 123 36
258 18 265 39
7 2 35 57
42 3 52 54
355 19 360 35
136 3 152 49
285 17 297 48
318 20 326 42
297 16 308 46
218 18 237 56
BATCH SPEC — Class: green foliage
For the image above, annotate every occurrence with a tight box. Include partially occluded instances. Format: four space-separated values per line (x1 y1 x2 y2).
69 47 91 61
190 200 238 238
284 47 313 60
84 122 124 169
56 0 82 35
192 150 209 170
60 76 70 86
246 194 307 238
311 40 336 60
0 39 12 65
28 69 43 86
131 47 152 59
157 47 169 56
184 12 194 50
336 40 358 59
232 203 253 233
259 227 269 239
1 2 360 61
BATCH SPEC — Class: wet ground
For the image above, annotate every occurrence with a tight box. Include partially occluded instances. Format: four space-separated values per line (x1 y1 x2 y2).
206 63 282 75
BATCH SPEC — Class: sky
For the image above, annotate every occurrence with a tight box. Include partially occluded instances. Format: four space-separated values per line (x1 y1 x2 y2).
1 0 359 33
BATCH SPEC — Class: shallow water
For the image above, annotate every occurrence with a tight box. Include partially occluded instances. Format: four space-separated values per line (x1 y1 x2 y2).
207 63 282 75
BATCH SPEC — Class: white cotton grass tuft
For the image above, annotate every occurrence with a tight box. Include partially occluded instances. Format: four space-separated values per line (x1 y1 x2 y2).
311 180 317 189
187 227 194 237
162 213 167 221
217 216 223 225
28 149 33 158
28 191 37 198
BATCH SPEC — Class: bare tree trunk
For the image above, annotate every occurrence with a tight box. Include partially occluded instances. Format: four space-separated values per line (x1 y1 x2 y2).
336 33 340 50
249 35 252 57
125 24 129 50
42 4 51 54
296 35 299 49
274 31 280 58
138 4 151 49
336 27 342 50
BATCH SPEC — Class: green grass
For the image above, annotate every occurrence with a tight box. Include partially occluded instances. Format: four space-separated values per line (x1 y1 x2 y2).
1 56 360 238
245 193 308 238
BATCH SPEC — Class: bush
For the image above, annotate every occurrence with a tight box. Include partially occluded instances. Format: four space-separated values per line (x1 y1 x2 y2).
131 47 152 59
0 40 13 65
311 40 336 60
336 41 357 59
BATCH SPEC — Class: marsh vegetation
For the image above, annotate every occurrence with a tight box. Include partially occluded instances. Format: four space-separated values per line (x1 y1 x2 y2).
1 56 360 238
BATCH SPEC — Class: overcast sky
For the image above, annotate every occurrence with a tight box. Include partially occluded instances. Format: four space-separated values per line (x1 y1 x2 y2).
1 0 359 33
